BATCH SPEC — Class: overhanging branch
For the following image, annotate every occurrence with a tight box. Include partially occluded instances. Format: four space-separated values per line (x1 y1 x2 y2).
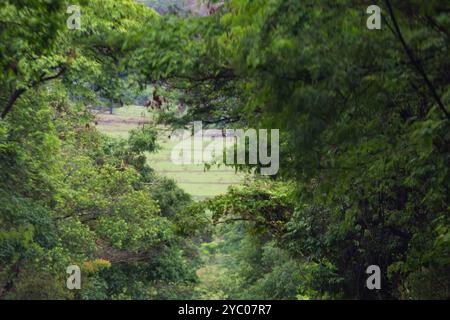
1 66 66 119
384 0 450 120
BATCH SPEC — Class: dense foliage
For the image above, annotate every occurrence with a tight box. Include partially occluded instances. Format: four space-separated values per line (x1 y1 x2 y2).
1 0 448 300
0 0 208 299
165 0 450 299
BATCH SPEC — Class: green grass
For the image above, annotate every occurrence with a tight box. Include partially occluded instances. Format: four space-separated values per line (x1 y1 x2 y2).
96 106 244 200
96 123 136 138
112 105 152 117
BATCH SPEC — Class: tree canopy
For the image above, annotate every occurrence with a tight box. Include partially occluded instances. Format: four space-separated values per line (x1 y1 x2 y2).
0 0 448 300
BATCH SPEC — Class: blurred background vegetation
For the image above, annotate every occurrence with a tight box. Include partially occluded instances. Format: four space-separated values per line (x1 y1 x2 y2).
0 0 448 300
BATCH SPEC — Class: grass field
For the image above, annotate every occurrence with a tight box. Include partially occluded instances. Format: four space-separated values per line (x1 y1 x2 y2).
95 105 244 200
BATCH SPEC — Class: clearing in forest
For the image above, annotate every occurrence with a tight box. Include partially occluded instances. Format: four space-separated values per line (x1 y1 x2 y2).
95 105 244 200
